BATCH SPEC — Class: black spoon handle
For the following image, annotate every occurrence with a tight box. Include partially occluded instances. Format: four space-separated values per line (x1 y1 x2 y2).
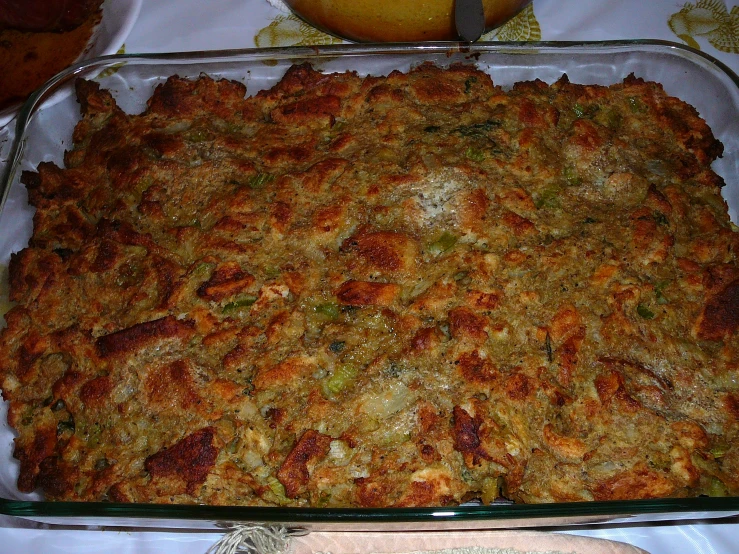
455 0 485 42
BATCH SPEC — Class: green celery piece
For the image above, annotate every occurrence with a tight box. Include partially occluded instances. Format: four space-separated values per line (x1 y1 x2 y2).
324 364 358 395
248 173 275 189
314 302 340 320
428 231 457 256
223 295 258 313
636 304 655 319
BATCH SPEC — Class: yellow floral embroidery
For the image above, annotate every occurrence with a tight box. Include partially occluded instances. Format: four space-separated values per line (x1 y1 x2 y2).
97 45 127 79
668 0 739 53
254 14 343 48
481 3 541 42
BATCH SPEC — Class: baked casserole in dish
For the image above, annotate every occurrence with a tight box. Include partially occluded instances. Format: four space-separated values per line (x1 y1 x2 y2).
0 41 738 527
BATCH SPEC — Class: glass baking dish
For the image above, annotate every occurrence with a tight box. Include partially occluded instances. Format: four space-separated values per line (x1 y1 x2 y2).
0 40 738 531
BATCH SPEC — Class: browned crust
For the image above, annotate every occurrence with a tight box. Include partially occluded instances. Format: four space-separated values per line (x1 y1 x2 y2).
277 429 332 498
145 427 219 494
341 229 417 273
448 307 488 342
695 279 739 340
197 262 256 302
452 405 491 467
335 280 400 306
15 427 57 493
589 462 676 501
95 316 195 359
79 375 112 407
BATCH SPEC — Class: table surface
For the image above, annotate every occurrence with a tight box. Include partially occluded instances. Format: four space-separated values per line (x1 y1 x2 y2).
1 0 738 552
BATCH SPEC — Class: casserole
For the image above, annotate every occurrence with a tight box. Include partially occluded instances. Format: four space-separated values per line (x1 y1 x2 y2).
1 40 738 530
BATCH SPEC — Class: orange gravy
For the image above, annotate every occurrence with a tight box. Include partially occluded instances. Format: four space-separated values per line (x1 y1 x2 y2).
0 10 101 111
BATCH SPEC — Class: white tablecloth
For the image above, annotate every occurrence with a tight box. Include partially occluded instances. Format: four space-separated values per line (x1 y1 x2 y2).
1 0 738 552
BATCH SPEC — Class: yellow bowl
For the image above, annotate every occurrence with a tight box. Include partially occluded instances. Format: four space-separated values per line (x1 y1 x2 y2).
284 0 532 42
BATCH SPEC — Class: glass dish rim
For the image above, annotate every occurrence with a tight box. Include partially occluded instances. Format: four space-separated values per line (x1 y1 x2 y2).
1 38 738 525
1 496 739 523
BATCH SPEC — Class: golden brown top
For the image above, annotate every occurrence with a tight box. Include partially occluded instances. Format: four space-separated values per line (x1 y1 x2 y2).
1 62 738 507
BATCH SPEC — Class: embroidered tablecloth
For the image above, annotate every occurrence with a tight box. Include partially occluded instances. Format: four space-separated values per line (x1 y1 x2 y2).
124 0 739 75
0 1 738 553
